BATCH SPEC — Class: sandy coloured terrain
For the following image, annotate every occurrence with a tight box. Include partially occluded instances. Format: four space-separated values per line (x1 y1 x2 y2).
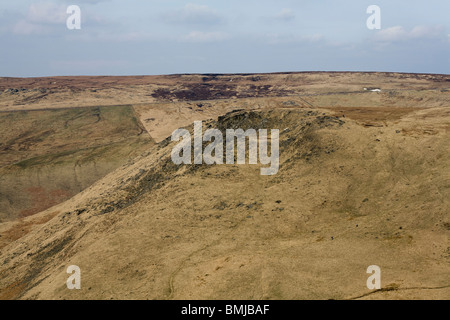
0 72 449 300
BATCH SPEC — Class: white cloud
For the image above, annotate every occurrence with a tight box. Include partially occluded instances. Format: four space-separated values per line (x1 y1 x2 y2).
12 20 48 35
9 2 107 36
275 9 295 22
182 31 230 43
72 0 111 3
264 33 323 45
11 2 68 35
374 25 446 43
162 3 224 25
27 2 67 24
374 26 408 42
410 25 444 39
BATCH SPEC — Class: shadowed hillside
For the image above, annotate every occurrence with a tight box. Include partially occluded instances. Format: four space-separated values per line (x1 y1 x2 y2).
0 105 154 221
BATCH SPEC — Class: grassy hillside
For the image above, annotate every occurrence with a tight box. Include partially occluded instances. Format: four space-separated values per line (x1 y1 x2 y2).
0 105 154 221
0 106 448 299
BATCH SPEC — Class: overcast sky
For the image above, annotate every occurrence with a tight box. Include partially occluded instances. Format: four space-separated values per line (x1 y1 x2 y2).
1 0 449 77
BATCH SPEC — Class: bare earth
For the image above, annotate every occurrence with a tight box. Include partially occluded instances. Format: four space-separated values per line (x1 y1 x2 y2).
0 72 449 300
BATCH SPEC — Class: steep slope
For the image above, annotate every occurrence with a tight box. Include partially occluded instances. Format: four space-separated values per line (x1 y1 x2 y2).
0 105 154 221
0 106 448 300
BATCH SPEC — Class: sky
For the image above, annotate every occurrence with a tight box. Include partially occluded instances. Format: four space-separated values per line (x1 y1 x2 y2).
0 0 449 77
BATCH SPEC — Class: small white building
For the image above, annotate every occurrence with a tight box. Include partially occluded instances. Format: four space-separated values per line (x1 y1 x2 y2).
363 88 381 92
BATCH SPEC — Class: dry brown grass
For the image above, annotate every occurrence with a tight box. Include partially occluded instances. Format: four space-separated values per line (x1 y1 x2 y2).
0 72 448 300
